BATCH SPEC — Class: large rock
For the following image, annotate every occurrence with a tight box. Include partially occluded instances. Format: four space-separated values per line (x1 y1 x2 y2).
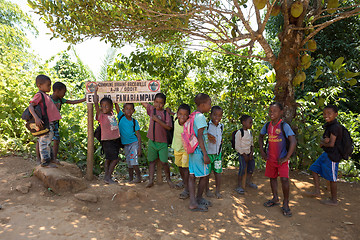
34 161 87 194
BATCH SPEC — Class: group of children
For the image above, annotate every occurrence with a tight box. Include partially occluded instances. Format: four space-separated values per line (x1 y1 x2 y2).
28 75 345 215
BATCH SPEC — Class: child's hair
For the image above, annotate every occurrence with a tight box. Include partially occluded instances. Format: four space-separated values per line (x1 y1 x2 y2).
123 103 135 109
36 75 51 86
270 102 284 110
177 103 191 115
240 114 252 124
194 93 211 106
100 97 113 106
211 105 223 114
324 104 338 113
155 93 166 103
53 82 67 92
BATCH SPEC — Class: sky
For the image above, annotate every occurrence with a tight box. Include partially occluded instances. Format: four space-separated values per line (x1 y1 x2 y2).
13 0 135 77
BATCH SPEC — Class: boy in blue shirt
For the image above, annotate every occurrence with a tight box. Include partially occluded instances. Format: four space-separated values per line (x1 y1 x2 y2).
188 93 212 212
115 103 142 183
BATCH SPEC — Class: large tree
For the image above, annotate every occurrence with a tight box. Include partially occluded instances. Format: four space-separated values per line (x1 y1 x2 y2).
28 0 360 121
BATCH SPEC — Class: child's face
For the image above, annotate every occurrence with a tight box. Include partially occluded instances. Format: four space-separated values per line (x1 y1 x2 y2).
199 99 212 113
242 118 253 129
154 97 165 110
54 89 66 99
38 80 51 93
210 109 223 126
323 108 338 123
101 101 113 114
269 105 282 121
177 109 190 125
123 104 135 118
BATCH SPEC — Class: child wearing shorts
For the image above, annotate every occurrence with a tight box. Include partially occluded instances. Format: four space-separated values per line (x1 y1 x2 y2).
115 103 142 183
141 93 174 188
234 115 257 194
205 106 224 199
94 87 121 184
259 102 296 217
171 104 191 199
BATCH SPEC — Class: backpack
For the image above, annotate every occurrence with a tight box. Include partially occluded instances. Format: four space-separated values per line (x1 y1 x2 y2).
153 108 174 146
22 92 50 137
264 121 290 153
231 128 250 150
337 125 354 160
181 111 200 154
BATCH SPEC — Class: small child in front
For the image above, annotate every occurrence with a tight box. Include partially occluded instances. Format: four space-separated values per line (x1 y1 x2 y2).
94 87 121 184
28 75 62 168
205 106 224 199
234 114 257 195
171 104 191 199
141 93 174 188
115 103 142 183
36 81 85 164
188 93 212 212
307 105 343 206
259 102 296 217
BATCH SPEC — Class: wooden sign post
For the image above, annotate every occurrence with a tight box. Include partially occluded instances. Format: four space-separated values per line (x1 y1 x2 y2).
85 80 161 180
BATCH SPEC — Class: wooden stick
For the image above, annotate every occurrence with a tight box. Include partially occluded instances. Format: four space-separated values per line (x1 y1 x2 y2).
86 103 94 180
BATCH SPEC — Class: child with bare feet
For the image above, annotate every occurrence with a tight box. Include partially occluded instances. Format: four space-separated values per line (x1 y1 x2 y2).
141 93 175 188
234 115 257 195
307 105 343 206
205 106 224 199
94 86 121 184
188 93 212 212
28 75 62 168
170 104 191 199
115 103 142 183
259 102 296 217
35 82 85 165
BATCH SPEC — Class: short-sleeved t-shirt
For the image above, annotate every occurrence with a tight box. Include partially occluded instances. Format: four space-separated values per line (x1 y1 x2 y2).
235 129 253 155
96 112 120 141
146 104 172 143
117 110 140 145
171 118 185 152
260 120 294 161
322 119 342 162
30 92 62 123
51 97 67 111
193 112 208 153
207 120 223 155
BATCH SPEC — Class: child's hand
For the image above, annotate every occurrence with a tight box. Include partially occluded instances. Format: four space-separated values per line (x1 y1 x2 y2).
260 150 267 161
35 116 44 128
244 154 250 163
152 115 160 122
204 154 211 164
278 157 288 165
208 134 216 144
138 147 142 157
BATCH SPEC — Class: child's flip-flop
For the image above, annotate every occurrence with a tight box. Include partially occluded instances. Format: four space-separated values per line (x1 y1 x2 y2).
281 207 292 217
179 190 190 200
235 187 245 195
197 198 212 207
263 200 280 207
189 205 208 212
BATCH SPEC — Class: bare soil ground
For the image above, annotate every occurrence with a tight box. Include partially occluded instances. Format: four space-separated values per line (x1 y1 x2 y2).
0 156 359 240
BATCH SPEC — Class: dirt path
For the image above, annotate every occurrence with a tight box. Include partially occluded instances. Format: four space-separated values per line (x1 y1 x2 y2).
0 156 359 240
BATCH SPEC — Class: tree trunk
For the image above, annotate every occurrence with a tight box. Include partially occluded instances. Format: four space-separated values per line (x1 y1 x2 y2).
274 28 303 123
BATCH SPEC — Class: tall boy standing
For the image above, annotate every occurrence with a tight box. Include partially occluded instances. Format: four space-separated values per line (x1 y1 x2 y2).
188 93 212 212
141 93 175 188
29 75 62 168
307 105 343 206
259 102 296 217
